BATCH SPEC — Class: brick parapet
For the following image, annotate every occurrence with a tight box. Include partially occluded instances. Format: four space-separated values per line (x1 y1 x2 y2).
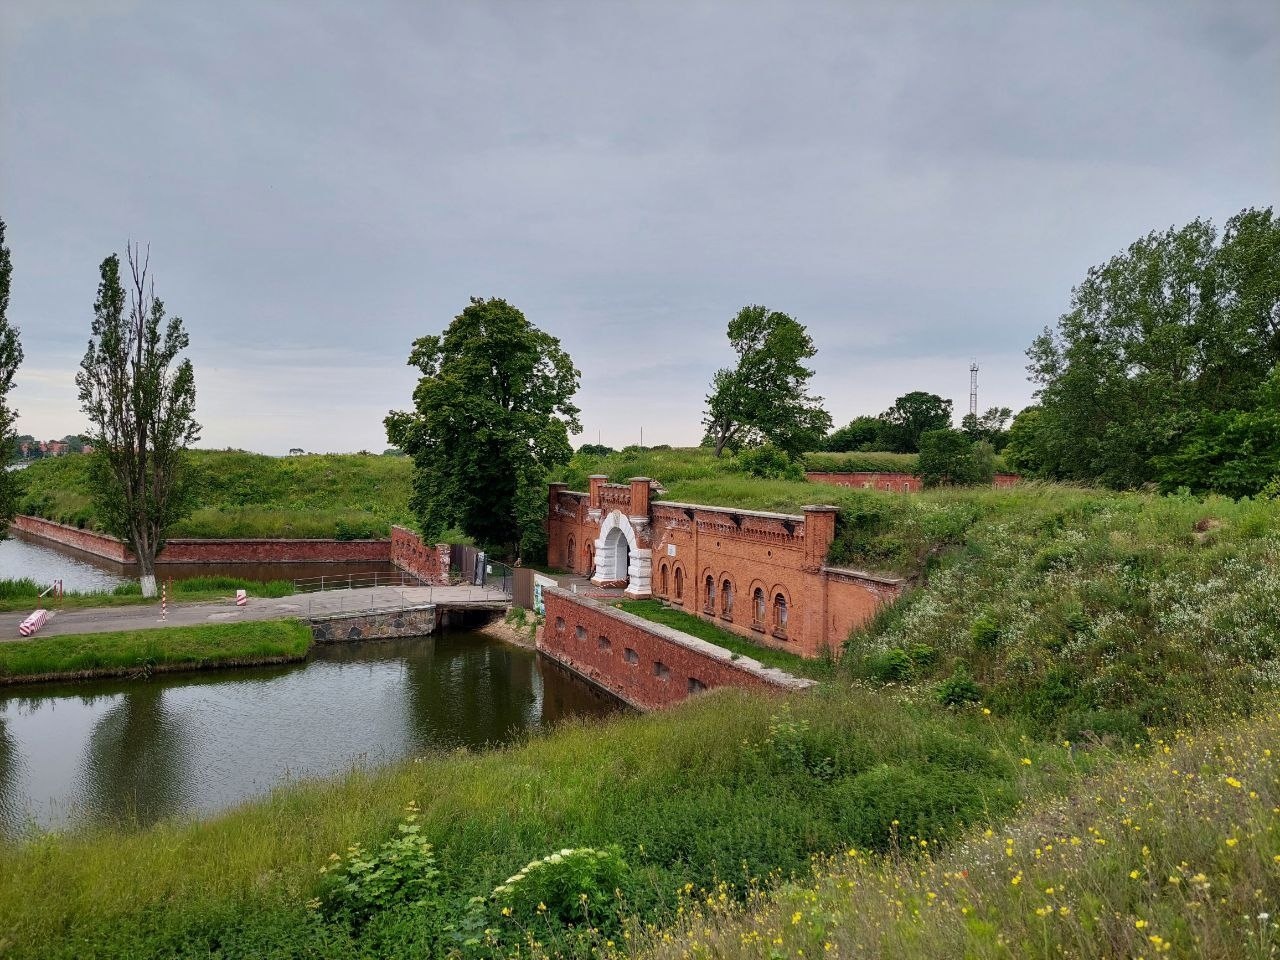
389 526 451 585
538 588 814 710
13 514 394 564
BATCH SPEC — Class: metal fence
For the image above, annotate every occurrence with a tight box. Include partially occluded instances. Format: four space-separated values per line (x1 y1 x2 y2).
291 570 424 594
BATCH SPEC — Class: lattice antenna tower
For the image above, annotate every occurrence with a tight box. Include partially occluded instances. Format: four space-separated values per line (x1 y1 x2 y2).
969 361 979 416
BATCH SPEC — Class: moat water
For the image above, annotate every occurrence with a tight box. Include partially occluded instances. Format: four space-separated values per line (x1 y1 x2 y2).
0 632 620 835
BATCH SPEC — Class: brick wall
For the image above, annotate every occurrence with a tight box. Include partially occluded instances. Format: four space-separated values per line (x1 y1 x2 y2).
390 526 451 585
13 514 393 564
806 471 1022 491
10 515 133 562
545 486 596 575
806 471 923 492
539 588 815 710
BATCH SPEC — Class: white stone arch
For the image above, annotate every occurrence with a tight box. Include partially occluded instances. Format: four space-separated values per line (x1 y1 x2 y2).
591 510 651 597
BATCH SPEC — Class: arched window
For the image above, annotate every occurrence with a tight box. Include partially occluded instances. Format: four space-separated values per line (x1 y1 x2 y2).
753 587 766 627
773 593 789 638
566 535 576 570
660 564 669 597
704 575 715 613
721 579 734 618
674 567 684 601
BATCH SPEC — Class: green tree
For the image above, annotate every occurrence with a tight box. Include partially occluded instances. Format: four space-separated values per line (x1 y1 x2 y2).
917 429 994 487
0 219 24 532
76 246 200 597
878 391 953 453
1026 208 1280 490
1001 406 1044 476
823 414 883 452
385 297 580 559
703 305 832 458
960 406 1012 449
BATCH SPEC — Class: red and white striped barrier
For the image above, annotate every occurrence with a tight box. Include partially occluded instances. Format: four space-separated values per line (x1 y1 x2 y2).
235 589 248 607
19 609 49 637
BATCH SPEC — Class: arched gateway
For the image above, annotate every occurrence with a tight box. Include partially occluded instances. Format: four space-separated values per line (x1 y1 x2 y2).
591 509 651 598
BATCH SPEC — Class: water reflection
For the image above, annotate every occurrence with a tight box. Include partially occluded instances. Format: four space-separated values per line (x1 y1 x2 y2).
0 632 619 835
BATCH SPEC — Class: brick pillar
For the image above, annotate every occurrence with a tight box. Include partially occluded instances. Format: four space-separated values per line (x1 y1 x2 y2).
628 477 651 519
802 505 839 571
547 484 567 567
588 475 608 513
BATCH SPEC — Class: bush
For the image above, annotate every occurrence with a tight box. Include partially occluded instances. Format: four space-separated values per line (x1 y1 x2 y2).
936 666 983 706
488 847 629 929
969 612 1001 650
732 444 805 481
918 430 993 487
868 648 914 682
320 805 440 920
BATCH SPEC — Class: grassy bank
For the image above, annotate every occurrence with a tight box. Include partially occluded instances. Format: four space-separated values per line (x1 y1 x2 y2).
0 576 294 613
17 450 412 539
0 620 312 683
614 598 833 680
637 704 1280 960
0 686 1056 958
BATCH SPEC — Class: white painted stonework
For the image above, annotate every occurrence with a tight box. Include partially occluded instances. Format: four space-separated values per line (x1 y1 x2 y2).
592 510 651 597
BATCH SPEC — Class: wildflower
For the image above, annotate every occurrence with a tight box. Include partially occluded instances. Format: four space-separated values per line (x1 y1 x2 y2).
501 907 512 917
1225 776 1243 789
1135 919 1148 929
982 708 991 715
792 911 803 925
1021 757 1032 766
1130 870 1141 880
537 902 547 913
1225 838 1239 848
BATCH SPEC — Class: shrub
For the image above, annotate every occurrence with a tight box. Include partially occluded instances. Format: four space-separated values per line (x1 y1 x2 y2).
732 444 805 481
969 612 1001 650
489 847 629 929
868 648 914 682
320 804 440 921
937 666 983 706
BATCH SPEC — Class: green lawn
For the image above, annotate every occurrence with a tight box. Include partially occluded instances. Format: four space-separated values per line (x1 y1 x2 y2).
0 576 295 613
0 619 312 681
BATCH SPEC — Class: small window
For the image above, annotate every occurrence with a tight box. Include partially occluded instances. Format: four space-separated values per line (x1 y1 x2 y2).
674 567 684 600
624 648 639 665
575 625 587 641
704 575 715 613
752 587 766 626
653 661 670 680
660 564 669 597
721 579 734 619
688 677 707 694
555 617 565 635
773 594 789 638
566 535 576 569
598 635 611 651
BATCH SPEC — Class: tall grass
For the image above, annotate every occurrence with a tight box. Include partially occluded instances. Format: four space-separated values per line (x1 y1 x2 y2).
634 705 1280 960
0 620 312 681
0 687 1041 958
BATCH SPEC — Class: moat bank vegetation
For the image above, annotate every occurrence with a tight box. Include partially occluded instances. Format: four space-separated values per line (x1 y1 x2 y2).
0 575 294 612
16 449 413 540
2 481 1279 957
0 620 311 683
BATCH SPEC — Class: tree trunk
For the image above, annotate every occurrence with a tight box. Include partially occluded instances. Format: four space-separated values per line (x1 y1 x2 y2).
140 572 158 599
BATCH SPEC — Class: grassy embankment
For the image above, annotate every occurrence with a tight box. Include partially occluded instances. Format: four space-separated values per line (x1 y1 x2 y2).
0 620 312 684
0 576 295 613
17 450 413 539
637 706 1280 960
2 450 1279 957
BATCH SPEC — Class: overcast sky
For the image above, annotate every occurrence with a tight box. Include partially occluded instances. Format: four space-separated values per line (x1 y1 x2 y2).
2 1 1276 454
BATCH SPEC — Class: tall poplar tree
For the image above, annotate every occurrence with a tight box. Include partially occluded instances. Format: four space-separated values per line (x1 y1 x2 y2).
0 218 25 533
76 245 199 597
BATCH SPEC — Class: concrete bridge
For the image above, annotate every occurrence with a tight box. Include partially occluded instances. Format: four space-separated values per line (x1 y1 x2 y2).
0 583 511 642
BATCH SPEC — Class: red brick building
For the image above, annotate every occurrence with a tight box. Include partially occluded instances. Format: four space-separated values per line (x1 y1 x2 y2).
547 477 904 659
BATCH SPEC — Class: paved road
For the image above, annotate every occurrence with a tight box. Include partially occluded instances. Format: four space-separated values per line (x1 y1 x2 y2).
0 584 511 641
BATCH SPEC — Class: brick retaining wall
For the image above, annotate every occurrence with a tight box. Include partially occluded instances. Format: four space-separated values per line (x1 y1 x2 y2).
390 526 451 585
539 587 815 710
309 605 437 643
12 514 392 564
